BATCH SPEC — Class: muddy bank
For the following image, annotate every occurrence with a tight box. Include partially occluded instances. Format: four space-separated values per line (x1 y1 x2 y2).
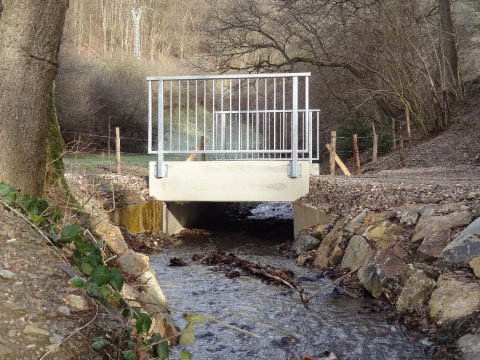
294 175 480 359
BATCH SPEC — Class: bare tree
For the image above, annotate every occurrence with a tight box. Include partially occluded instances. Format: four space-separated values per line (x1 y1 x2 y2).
0 0 69 195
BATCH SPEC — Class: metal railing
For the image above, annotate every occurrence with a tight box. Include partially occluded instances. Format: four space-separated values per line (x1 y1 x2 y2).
147 73 319 178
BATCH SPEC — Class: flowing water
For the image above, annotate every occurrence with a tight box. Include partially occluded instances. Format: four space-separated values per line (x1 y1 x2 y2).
150 203 429 360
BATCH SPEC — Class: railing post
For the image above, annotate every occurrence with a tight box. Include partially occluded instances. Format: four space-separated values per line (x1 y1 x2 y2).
305 76 312 163
288 76 301 177
156 80 167 177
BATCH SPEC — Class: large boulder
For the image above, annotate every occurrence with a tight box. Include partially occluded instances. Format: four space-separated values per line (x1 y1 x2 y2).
93 217 129 255
398 209 420 226
416 228 451 260
363 221 389 242
460 217 480 237
118 249 150 277
313 218 346 269
439 234 480 264
340 235 373 270
357 250 406 298
429 274 480 324
396 270 436 312
291 235 321 256
412 211 473 242
345 210 368 233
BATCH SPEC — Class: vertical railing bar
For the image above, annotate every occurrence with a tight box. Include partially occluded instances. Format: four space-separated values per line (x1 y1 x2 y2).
229 79 232 153
246 79 250 152
148 80 152 153
273 78 276 155
305 76 311 163
195 80 198 149
264 78 267 159
220 80 224 159
169 81 173 151
255 78 259 153
317 111 320 161
157 80 165 177
290 76 299 176
238 79 241 159
178 80 181 151
187 81 190 151
282 77 286 154
212 80 215 151
203 80 206 153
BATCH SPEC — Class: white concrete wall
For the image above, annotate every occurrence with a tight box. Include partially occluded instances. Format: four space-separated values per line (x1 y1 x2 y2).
149 161 310 202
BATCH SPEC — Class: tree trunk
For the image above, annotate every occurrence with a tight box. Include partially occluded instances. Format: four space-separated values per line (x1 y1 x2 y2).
0 0 69 196
439 0 459 90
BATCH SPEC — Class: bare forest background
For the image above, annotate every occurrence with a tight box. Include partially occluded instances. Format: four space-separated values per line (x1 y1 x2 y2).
56 0 480 156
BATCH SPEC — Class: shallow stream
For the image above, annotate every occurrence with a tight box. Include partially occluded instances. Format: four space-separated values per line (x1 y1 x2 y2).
150 203 428 359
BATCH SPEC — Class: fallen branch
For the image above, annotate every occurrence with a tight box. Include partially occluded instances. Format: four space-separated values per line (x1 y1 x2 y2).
192 251 309 303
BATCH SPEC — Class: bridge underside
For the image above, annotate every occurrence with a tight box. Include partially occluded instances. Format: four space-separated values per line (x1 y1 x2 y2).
149 161 312 202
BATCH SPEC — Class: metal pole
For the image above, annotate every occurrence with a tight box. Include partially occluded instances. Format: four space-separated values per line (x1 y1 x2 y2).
131 7 144 60
157 80 167 177
288 76 301 177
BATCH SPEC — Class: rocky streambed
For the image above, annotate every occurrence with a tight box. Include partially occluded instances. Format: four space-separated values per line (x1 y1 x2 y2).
294 174 480 359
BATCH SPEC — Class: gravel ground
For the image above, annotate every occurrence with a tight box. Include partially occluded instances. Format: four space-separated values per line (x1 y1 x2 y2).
0 205 119 360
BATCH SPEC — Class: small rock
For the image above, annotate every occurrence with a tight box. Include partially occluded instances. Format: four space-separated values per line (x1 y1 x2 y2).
291 235 321 255
8 330 16 337
457 333 480 360
118 249 150 277
0 270 16 280
312 224 329 240
429 274 480 323
23 325 49 337
364 211 395 227
49 334 64 345
57 305 71 316
399 210 420 226
469 257 480 278
396 270 436 312
65 294 89 311
345 210 368 232
363 221 389 241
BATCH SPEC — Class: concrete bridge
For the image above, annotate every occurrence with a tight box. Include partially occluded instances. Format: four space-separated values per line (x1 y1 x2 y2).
146 73 320 202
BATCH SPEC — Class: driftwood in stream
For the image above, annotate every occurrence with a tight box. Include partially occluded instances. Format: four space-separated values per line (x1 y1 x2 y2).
192 251 309 303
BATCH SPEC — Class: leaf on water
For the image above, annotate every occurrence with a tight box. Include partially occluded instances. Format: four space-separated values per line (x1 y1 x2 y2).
91 337 110 351
68 277 86 288
179 330 195 346
91 265 111 286
185 313 205 324
109 268 124 291
180 350 193 360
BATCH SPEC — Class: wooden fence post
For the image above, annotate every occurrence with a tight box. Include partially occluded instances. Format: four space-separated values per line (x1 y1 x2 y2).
115 127 121 175
352 134 361 175
330 130 336 175
372 122 378 162
405 107 412 146
397 120 405 167
391 118 396 150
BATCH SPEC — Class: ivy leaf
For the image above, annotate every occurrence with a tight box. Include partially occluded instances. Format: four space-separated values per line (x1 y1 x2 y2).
80 262 95 276
122 350 137 360
156 340 169 359
60 223 82 243
91 265 111 286
91 337 110 351
135 311 152 334
180 350 193 360
85 282 101 297
69 277 86 288
109 268 124 291
0 183 17 202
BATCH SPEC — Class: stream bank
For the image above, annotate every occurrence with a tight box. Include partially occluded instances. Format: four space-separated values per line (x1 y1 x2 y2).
294 174 480 360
